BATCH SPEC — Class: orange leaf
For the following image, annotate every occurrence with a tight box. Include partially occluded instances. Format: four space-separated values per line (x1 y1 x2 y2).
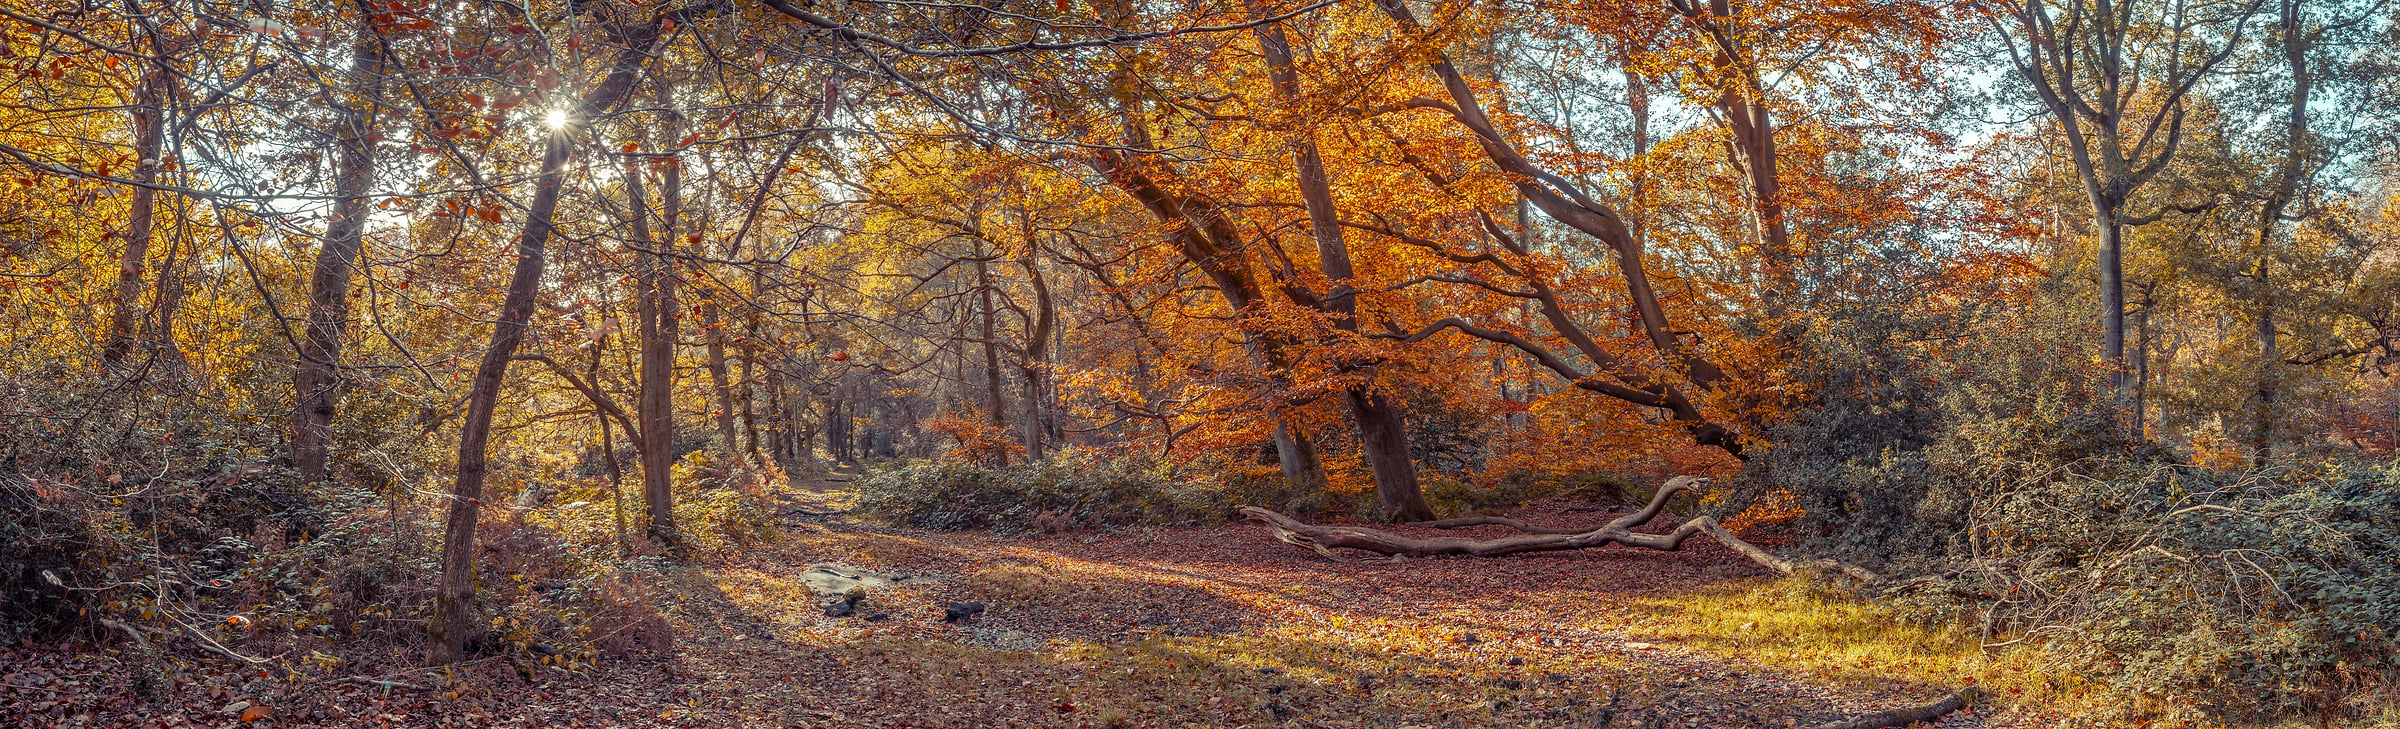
239 705 271 722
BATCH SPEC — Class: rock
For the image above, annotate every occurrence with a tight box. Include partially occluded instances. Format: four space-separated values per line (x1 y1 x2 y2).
1506 656 1525 666
944 601 986 623
824 601 856 618
221 700 252 716
970 627 1041 651
864 613 889 622
1456 632 1481 645
797 564 900 600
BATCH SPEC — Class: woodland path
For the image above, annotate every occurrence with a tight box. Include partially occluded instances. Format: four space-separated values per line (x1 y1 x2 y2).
3 470 2016 728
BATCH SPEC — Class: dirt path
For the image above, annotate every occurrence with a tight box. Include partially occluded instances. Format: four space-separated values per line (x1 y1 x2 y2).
605 472 1999 728
4 472 2010 728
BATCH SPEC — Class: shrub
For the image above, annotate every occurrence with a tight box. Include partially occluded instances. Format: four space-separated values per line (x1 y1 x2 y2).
0 370 676 672
672 486 777 558
1216 465 1352 520
1420 474 1536 517
1927 460 2400 722
853 455 1230 532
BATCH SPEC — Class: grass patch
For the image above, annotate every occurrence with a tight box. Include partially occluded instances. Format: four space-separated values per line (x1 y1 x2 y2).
1621 577 2160 725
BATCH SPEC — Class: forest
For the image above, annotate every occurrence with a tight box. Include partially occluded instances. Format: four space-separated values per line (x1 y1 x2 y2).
0 0 2396 725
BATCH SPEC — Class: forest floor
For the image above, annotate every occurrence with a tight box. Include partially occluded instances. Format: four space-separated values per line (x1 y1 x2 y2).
4 470 2095 728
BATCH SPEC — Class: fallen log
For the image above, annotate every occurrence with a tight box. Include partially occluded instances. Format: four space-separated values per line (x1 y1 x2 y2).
1240 476 1882 583
1807 687 1983 729
1409 515 1589 535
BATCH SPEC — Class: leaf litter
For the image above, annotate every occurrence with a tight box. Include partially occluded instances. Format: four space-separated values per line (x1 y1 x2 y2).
3 478 2018 728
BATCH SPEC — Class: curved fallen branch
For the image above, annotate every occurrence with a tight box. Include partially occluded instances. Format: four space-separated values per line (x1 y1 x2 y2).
1241 476 1883 583
1807 687 1983 729
1409 515 1589 535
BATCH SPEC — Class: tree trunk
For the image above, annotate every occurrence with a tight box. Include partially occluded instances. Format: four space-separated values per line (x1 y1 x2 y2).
973 250 1010 464
738 277 765 467
1273 423 1325 487
1367 0 1740 457
1016 244 1054 461
149 205 192 373
2093 207 2131 399
629 147 680 542
430 127 573 665
1346 389 1431 520
594 338 629 554
292 24 387 481
1253 12 1431 520
105 43 171 366
2253 0 2310 460
434 18 678 660
701 296 740 466
1626 68 1651 249
1091 99 1331 487
1682 0 1795 299
2132 298 2151 434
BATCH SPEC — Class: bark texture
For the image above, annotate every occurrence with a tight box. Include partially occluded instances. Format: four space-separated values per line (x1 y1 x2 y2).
1253 11 1432 520
628 93 682 542
291 21 388 481
1243 476 1882 584
105 30 172 366
430 11 678 663
1806 688 1982 729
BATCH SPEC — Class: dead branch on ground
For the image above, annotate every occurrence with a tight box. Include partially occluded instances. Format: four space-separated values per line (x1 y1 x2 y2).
1807 687 1983 729
1240 476 1881 583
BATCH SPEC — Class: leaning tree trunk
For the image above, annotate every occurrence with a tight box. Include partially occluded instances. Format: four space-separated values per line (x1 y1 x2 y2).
292 22 387 481
429 127 572 665
430 14 675 663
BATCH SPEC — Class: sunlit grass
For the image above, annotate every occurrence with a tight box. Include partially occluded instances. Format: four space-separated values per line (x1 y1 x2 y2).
1621 577 2117 724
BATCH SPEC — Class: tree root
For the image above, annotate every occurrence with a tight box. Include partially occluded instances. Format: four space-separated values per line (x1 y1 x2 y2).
1241 476 1883 583
1807 687 1983 729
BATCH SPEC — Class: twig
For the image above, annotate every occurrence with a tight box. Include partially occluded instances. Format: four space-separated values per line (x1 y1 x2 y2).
340 676 427 692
